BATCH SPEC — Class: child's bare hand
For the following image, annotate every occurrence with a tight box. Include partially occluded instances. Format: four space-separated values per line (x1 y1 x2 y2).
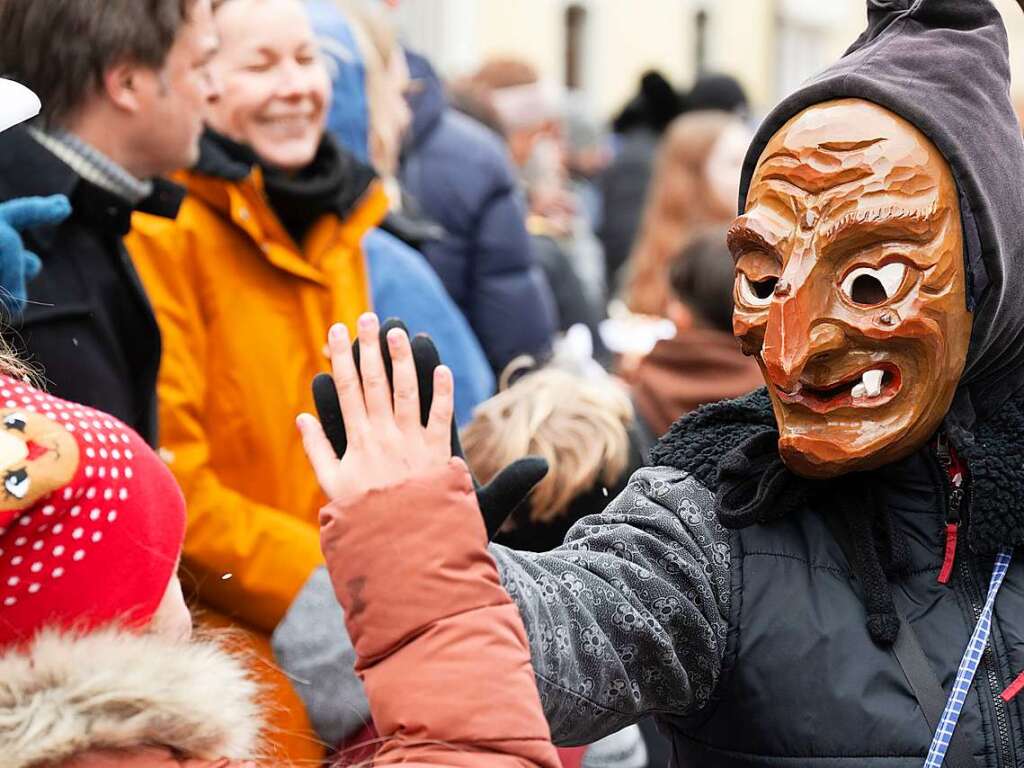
297 314 454 504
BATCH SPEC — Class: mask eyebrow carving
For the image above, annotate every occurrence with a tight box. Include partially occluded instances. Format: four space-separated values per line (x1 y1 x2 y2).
727 218 782 261
816 138 885 152
818 203 943 257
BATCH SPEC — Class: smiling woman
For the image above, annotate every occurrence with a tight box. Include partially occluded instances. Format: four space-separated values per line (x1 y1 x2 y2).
208 0 331 171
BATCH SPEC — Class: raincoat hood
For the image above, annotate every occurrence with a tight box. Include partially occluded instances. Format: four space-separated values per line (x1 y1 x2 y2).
307 0 371 163
738 0 1024 441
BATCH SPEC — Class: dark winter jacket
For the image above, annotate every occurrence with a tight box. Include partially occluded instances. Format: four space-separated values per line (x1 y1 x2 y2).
598 129 658 293
529 233 605 359
0 126 182 445
492 388 1024 766
402 51 556 373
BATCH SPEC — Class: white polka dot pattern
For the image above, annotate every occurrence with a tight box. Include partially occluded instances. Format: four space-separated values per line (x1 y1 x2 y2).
0 377 135 610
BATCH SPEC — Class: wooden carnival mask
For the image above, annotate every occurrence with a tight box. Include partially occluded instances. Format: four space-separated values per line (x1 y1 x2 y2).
730 99 973 478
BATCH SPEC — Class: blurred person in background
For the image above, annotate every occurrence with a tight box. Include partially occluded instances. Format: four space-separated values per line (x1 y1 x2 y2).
565 95 612 235
623 111 750 317
303 0 495 425
315 5 556 377
0 0 219 445
600 71 685 293
629 227 763 443
338 0 410 189
126 0 394 759
472 58 561 172
399 49 558 374
686 72 749 116
472 58 609 363
448 75 509 138
332 0 446 252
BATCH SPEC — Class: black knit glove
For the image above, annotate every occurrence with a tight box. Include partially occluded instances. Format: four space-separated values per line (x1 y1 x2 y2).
312 318 548 539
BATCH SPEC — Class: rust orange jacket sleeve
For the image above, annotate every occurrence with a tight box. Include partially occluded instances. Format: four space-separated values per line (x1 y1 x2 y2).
319 459 560 768
127 221 322 633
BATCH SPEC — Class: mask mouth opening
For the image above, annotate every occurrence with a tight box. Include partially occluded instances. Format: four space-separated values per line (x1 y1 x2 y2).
776 363 902 414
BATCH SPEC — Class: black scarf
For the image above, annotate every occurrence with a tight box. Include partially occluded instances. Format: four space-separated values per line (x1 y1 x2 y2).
195 129 376 245
650 387 1024 645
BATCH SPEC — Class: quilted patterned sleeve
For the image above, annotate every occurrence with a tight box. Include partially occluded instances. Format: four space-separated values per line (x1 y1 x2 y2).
490 466 731 746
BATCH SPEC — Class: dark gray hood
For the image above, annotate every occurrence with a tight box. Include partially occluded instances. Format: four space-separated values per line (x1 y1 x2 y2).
738 0 1024 440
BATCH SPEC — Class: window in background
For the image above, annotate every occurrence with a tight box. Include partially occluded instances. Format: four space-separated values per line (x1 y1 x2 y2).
694 8 709 75
565 4 588 90
774 0 848 100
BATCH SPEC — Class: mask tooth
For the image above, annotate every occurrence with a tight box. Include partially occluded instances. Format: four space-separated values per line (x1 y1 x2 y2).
862 369 884 398
851 382 867 399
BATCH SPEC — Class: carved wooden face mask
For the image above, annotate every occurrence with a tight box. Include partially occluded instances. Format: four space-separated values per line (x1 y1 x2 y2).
731 99 974 478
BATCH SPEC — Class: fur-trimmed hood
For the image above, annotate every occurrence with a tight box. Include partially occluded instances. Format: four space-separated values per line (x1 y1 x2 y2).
0 627 262 768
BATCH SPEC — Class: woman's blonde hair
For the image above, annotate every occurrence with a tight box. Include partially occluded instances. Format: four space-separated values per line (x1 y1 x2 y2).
623 110 742 316
461 364 634 525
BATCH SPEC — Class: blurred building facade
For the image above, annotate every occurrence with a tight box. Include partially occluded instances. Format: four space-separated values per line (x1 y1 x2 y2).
394 0 1024 120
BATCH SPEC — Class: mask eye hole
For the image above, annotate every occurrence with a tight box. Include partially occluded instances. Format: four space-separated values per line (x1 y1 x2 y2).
3 413 26 432
738 274 778 307
4 468 29 500
841 262 907 307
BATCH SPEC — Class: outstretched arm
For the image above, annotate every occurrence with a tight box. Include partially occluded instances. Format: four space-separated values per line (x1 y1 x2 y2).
297 314 560 768
491 467 732 746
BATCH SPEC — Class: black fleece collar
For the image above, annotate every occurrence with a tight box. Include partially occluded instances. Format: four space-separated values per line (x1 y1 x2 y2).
193 129 377 243
650 387 1024 555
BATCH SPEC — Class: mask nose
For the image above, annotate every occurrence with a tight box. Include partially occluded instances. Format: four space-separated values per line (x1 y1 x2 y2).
760 273 845 391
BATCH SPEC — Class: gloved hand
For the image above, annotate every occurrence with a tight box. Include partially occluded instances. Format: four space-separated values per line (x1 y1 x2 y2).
313 317 548 539
0 195 71 317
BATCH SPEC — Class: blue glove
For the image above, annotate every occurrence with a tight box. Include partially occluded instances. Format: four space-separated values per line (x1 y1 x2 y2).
0 195 71 317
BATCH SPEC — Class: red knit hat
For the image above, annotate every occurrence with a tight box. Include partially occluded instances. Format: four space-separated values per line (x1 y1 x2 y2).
0 375 186 647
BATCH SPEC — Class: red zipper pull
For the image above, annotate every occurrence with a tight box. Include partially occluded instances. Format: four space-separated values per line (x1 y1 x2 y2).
938 521 959 585
936 434 964 586
1002 669 1024 702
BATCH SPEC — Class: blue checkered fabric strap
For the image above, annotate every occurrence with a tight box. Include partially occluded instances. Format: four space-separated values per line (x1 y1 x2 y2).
923 549 1013 767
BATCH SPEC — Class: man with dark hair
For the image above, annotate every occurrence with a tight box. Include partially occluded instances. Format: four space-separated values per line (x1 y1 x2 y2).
0 0 219 444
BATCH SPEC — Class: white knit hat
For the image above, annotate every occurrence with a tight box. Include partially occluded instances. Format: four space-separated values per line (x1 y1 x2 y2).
0 79 40 133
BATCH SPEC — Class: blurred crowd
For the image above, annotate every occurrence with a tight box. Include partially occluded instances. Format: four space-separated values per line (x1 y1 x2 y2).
0 0 765 766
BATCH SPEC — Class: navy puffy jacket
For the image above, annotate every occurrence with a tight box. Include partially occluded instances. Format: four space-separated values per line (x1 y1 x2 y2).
401 51 556 374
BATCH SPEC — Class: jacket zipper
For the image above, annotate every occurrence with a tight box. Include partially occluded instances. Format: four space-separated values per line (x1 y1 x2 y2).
936 438 963 584
938 446 1015 767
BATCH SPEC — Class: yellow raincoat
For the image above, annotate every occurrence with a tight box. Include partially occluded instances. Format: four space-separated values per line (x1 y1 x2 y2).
128 159 387 764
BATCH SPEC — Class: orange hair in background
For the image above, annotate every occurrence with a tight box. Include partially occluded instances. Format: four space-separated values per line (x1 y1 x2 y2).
624 110 741 317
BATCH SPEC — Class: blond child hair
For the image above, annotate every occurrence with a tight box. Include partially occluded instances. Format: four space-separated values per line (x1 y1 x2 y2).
462 363 634 525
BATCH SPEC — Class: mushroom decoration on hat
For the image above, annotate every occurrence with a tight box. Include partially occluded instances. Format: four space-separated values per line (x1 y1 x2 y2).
0 79 40 134
0 375 186 647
